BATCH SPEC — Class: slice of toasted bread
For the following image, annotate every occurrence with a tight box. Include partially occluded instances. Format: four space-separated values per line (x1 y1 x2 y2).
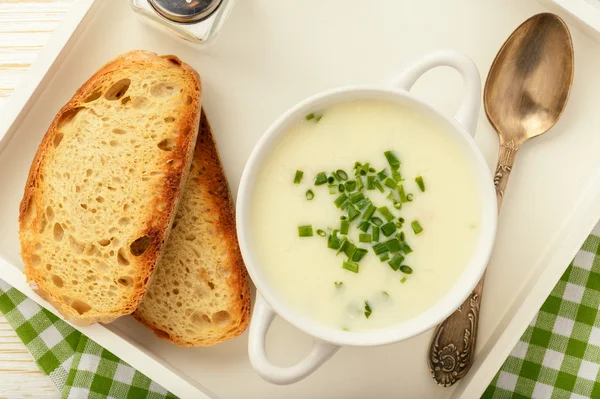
19 50 201 326
133 111 251 346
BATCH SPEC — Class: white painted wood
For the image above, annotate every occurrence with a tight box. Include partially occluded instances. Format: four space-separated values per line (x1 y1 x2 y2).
0 1 73 397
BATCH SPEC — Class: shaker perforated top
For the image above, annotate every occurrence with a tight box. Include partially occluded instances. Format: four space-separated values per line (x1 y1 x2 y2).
148 0 223 23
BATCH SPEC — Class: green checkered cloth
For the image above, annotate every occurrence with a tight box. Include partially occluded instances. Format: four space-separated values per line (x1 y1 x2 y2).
484 230 600 398
0 280 176 399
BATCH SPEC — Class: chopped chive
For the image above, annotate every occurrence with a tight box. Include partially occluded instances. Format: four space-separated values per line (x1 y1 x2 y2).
396 221 403 228
345 180 356 192
343 261 359 273
393 201 402 210
378 206 394 221
328 184 338 194
306 189 315 200
392 168 403 182
346 205 360 221
388 254 405 271
337 239 348 255
341 215 348 220
385 238 402 253
336 169 348 181
352 248 368 262
343 242 357 258
369 167 376 173
306 113 315 120
407 193 414 202
399 217 405 223
379 253 390 262
401 276 407 284
358 221 370 233
384 178 397 189
373 180 384 193
398 231 406 241
400 265 413 274
402 242 413 254
397 185 408 203
349 192 365 204
298 225 313 237
370 217 384 226
386 191 397 202
360 169 367 176
411 220 423 235
382 291 390 297
328 176 336 184
315 172 328 186
372 226 380 242
338 183 346 193
372 242 389 255
359 234 372 243
364 301 372 318
367 175 375 190
335 281 344 288
381 221 397 237
315 114 323 122
356 198 371 210
362 204 377 221
384 150 400 167
416 176 425 192
328 235 341 250
294 170 303 184
356 176 364 191
334 194 348 208
316 229 326 237
340 220 350 235
376 169 387 180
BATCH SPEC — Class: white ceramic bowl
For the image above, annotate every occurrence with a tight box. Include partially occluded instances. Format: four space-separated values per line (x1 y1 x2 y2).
236 50 497 385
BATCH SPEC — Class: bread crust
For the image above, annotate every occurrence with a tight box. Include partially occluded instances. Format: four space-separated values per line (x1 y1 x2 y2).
133 111 251 346
19 51 201 326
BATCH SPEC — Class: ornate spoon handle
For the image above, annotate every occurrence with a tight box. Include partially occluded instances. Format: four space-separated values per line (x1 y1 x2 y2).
427 139 519 386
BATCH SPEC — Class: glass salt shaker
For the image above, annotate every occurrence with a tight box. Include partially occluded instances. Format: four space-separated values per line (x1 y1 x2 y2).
130 0 236 45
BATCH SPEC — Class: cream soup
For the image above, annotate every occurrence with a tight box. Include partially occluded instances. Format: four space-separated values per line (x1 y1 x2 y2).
251 100 481 331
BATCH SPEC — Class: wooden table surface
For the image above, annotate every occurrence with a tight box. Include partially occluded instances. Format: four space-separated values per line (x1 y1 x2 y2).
0 2 74 397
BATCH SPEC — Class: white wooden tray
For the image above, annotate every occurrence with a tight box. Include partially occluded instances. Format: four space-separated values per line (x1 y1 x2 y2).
2 0 600 397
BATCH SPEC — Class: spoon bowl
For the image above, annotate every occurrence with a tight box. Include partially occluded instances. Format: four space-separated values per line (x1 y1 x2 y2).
484 13 574 145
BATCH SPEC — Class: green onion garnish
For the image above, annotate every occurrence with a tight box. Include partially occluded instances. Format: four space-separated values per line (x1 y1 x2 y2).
316 114 323 122
379 253 390 262
381 221 397 237
393 201 402 210
362 204 376 221
359 233 372 243
398 231 406 241
343 261 359 273
345 180 356 192
411 220 423 235
352 248 368 262
370 217 384 226
356 198 371 210
328 176 335 184
294 170 303 184
397 185 408 203
316 229 326 237
373 180 384 193
407 193 414 202
384 150 400 167
358 221 370 232
298 225 313 237
369 167 376 173
401 276 407 284
364 301 372 318
349 192 365 204
340 220 350 235
400 265 413 274
315 172 328 186
336 169 348 181
378 206 394 221
328 233 341 249
416 176 425 192
384 178 397 189
346 205 360 221
402 242 413 254
335 281 343 288
385 238 402 253
328 184 338 194
388 254 405 271
372 226 380 242
334 194 348 208
372 242 389 255
306 189 315 200
344 242 357 258
338 183 346 193
306 113 315 121
392 168 403 182
376 169 387 180
356 176 364 191
367 176 375 190
396 221 403 228
337 239 348 255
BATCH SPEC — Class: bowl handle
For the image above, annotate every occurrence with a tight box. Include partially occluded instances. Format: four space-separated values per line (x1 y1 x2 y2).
248 294 340 385
389 49 481 136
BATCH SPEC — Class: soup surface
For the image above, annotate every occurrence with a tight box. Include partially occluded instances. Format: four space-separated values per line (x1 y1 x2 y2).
251 100 482 331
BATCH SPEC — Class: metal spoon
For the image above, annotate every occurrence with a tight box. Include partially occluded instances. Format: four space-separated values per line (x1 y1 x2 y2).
427 13 574 387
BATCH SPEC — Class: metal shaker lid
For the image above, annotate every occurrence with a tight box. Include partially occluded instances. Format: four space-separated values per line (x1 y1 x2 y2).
148 0 223 23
